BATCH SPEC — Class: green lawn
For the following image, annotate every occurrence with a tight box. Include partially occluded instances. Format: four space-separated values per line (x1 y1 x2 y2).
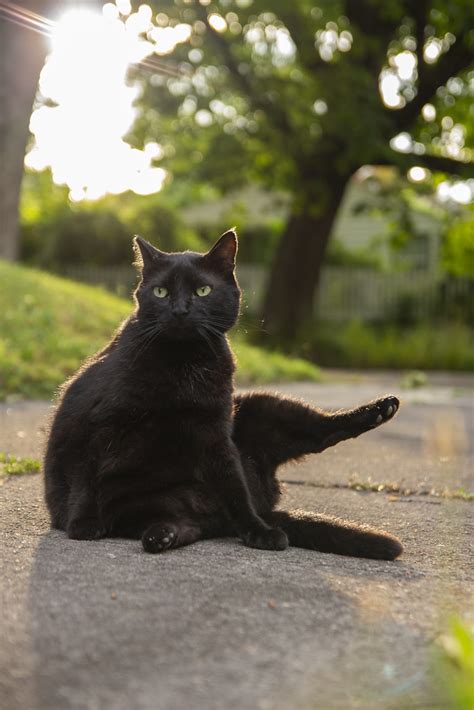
0 261 320 401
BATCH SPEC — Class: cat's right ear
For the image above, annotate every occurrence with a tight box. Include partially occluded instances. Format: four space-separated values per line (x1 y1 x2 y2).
133 235 165 275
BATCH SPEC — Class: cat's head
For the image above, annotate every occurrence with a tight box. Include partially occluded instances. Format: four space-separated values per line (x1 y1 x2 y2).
133 230 241 340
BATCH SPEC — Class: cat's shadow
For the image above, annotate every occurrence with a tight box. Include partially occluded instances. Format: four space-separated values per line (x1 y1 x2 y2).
27 530 423 710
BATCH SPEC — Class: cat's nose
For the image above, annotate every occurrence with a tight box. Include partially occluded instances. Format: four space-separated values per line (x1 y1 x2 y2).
172 305 189 318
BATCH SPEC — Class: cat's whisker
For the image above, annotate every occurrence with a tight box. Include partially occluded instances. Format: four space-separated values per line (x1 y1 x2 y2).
122 323 157 354
129 323 164 362
197 326 219 357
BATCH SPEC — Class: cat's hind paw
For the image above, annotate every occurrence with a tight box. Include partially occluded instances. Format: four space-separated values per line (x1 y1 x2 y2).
350 395 400 433
142 524 177 554
369 395 399 427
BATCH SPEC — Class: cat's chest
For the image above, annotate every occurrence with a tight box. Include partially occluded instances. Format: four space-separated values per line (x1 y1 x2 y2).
125 399 230 471
126 367 231 427
134 361 229 407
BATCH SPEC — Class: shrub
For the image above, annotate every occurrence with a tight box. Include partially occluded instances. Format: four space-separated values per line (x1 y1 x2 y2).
19 170 204 268
293 319 474 371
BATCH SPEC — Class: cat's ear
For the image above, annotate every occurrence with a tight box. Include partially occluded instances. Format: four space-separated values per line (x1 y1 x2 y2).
133 235 165 274
204 229 237 272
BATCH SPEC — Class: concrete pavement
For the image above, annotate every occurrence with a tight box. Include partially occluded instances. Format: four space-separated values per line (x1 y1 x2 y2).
1 375 473 710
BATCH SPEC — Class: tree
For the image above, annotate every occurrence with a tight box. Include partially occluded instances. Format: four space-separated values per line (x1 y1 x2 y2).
136 0 473 338
0 1 51 259
0 0 91 261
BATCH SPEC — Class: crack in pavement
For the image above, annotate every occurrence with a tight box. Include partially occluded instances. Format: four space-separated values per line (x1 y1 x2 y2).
281 478 474 502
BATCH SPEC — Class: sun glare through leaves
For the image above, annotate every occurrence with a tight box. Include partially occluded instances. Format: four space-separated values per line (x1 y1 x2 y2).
22 1 472 207
25 2 190 201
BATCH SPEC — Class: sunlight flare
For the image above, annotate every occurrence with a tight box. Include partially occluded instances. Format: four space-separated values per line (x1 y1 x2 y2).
25 3 190 200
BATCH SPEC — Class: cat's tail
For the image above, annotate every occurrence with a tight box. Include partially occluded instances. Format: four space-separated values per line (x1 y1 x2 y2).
263 509 402 561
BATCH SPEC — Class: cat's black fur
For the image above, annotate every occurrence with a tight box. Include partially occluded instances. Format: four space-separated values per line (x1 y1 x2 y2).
44 230 403 560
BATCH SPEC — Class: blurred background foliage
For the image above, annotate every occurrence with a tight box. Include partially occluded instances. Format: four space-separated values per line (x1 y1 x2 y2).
19 166 474 277
19 170 205 267
2 0 473 376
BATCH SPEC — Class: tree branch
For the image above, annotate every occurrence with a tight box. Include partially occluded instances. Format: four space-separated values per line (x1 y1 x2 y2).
344 0 402 77
193 3 293 139
379 150 474 178
393 35 474 130
413 0 430 88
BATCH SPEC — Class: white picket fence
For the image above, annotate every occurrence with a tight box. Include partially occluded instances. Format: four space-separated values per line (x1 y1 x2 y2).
58 264 472 322
316 269 439 321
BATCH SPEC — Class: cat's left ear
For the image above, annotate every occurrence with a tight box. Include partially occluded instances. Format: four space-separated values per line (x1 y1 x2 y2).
204 229 237 272
133 235 166 274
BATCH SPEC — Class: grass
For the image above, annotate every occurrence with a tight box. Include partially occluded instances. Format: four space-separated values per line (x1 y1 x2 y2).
344 479 474 502
232 337 320 384
400 370 429 389
0 260 320 401
0 452 41 477
300 319 474 371
431 616 474 710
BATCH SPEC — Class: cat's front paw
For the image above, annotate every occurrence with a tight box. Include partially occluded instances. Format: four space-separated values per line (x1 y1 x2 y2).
142 524 177 553
242 527 288 551
67 517 106 540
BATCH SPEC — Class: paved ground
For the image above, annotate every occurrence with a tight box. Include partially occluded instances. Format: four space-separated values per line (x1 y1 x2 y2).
1 375 473 710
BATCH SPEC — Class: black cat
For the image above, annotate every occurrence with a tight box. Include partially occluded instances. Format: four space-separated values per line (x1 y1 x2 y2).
44 230 402 560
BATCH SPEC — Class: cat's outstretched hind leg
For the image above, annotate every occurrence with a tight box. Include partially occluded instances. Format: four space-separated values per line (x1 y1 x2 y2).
233 393 400 468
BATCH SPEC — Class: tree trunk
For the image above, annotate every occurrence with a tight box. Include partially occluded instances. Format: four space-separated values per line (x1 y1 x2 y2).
0 2 56 260
262 176 349 339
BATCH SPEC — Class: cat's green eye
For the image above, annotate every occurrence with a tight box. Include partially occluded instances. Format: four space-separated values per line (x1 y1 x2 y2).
153 286 168 298
196 285 212 297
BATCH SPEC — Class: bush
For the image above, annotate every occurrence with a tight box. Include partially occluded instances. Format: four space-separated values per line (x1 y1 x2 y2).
22 208 133 267
443 216 474 278
302 320 474 370
19 170 204 268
